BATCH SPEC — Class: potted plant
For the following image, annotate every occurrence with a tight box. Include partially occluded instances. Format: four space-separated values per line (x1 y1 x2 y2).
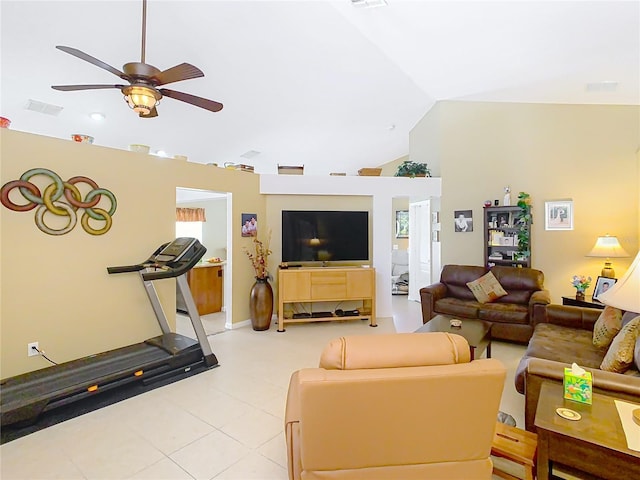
243 231 273 330
515 192 532 261
394 160 431 178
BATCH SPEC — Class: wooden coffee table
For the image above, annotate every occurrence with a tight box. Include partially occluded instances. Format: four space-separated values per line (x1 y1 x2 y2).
535 382 640 480
415 315 492 360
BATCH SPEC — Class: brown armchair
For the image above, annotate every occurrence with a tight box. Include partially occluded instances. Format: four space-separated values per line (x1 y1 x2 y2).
284 333 506 480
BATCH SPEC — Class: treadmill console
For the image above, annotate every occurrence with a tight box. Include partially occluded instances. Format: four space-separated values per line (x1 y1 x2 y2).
155 237 199 263
107 238 207 279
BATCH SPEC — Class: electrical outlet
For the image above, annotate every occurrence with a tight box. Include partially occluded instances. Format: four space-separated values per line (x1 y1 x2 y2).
28 341 40 357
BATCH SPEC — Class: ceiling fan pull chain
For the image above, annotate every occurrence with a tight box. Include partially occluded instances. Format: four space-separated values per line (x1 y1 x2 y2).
141 0 147 64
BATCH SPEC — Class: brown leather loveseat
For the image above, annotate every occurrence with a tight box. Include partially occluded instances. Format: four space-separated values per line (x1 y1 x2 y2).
285 333 506 480
420 265 550 343
515 304 640 431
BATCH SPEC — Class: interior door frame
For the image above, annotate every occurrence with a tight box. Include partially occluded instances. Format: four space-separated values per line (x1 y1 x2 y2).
408 199 432 301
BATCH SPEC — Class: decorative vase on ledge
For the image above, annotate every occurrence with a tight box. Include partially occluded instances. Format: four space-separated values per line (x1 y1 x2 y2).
575 291 585 301
250 277 273 331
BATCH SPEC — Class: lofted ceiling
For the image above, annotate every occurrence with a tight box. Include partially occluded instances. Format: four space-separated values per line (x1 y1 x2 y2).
1 1 638 176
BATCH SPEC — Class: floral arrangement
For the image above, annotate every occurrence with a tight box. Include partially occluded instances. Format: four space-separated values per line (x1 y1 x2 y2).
571 275 592 293
244 231 272 280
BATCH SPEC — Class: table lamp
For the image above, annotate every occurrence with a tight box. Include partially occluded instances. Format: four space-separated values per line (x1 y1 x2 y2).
597 249 640 313
598 249 640 423
586 235 629 278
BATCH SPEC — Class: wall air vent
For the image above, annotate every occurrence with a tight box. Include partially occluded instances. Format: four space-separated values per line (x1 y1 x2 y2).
25 99 64 116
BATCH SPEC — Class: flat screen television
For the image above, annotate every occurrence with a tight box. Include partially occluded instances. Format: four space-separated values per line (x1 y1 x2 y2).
282 210 369 262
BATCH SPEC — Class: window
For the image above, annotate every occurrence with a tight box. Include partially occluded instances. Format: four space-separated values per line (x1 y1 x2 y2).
176 221 203 242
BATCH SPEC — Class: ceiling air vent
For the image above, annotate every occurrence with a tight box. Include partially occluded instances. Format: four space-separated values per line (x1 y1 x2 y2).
240 150 261 159
586 81 619 92
351 0 388 8
25 99 64 116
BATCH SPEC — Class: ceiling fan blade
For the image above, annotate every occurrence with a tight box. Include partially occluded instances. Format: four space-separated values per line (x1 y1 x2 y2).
52 84 124 91
152 63 204 87
160 88 223 112
140 106 158 118
56 46 128 80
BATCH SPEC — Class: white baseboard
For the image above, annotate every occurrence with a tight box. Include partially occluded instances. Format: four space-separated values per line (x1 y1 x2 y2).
226 314 277 330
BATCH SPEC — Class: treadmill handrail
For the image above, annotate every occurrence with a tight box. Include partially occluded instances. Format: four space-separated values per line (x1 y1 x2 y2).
142 269 180 281
107 264 145 274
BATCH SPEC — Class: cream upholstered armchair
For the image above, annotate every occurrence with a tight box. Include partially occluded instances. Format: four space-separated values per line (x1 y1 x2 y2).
284 333 506 480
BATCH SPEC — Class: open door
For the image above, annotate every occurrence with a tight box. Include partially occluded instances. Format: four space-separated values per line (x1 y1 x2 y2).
408 200 431 301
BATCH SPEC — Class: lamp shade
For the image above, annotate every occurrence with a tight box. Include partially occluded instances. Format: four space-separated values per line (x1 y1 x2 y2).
586 235 629 258
122 85 161 115
598 250 640 313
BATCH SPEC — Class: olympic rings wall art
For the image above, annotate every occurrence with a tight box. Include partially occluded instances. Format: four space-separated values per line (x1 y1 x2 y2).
1 168 117 236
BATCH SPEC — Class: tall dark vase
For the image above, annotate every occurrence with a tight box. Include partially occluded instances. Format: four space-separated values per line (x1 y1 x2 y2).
250 277 273 331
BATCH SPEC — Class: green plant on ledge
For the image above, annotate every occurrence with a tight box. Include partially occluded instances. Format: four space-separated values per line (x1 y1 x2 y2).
394 160 431 178
515 192 532 259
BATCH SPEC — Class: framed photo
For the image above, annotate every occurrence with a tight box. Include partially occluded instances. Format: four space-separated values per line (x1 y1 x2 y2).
545 200 573 230
241 213 257 237
395 210 409 238
593 276 617 301
454 209 473 232
496 213 510 228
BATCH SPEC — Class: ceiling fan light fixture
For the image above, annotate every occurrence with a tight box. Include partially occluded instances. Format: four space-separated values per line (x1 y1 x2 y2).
123 85 161 115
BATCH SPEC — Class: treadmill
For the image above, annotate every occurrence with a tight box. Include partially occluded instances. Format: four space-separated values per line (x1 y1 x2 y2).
1 237 219 427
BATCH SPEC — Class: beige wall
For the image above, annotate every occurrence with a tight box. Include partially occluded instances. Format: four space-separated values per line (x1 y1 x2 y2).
379 154 409 177
0 130 264 377
410 101 640 303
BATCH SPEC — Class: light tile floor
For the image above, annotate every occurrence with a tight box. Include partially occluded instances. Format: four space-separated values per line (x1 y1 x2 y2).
1 297 526 480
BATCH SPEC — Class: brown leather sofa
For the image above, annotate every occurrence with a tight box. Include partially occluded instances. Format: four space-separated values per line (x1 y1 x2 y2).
515 304 640 431
284 332 506 480
420 265 550 343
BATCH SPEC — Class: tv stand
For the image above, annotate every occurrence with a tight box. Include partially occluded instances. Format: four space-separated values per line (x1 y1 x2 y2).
277 267 376 332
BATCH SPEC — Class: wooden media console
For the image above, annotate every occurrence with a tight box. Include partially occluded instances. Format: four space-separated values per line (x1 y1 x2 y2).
277 267 376 332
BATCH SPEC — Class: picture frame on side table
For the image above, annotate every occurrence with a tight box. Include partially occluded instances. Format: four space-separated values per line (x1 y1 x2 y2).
593 276 617 301
545 200 573 230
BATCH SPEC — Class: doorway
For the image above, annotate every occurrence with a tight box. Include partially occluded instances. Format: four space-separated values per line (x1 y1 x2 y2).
176 187 232 335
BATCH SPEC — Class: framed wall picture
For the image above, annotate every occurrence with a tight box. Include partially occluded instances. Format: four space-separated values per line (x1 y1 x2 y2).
241 213 257 237
593 276 617 301
454 209 473 232
545 200 573 230
395 210 409 238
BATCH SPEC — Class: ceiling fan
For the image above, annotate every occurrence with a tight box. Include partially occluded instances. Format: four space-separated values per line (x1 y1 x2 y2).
51 0 222 118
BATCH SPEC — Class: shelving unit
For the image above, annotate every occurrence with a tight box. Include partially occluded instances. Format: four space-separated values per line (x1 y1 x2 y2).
483 206 531 268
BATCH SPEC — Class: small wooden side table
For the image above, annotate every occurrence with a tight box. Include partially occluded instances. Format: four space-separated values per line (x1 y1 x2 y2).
491 421 537 480
535 382 640 480
561 295 605 310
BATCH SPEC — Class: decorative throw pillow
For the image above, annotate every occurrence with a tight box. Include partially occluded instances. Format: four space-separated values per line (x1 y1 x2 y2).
466 271 507 304
592 306 623 348
600 316 640 373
